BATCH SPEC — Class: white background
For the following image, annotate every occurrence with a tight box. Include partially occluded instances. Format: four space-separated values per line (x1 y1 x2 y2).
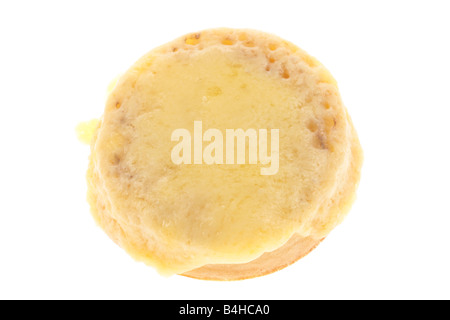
0 0 449 300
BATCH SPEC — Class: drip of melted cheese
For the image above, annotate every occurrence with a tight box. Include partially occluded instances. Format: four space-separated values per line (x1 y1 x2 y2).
76 119 99 145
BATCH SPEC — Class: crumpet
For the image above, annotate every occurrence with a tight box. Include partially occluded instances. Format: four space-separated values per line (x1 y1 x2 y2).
82 28 363 280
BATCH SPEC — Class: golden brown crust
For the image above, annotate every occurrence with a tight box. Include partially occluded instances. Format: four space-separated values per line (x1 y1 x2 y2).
183 234 323 281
